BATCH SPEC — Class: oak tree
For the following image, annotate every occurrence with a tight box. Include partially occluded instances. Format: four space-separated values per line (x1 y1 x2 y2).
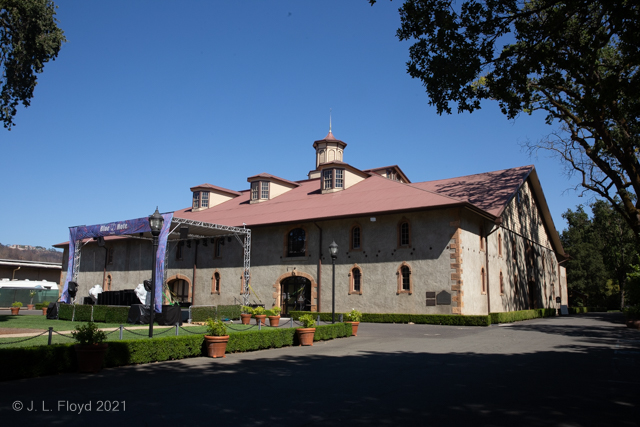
373 0 640 240
1 0 65 129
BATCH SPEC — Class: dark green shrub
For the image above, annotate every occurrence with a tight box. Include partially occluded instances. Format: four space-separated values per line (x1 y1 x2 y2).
314 323 352 340
58 303 73 320
289 311 491 326
92 305 107 322
191 306 218 322
489 308 557 324
0 322 354 381
218 304 241 320
104 306 130 323
73 304 92 322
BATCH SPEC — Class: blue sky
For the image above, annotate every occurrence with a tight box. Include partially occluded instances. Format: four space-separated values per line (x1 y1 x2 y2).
2 0 586 249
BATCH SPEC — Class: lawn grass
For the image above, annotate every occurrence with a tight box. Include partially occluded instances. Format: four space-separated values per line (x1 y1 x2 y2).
0 315 271 348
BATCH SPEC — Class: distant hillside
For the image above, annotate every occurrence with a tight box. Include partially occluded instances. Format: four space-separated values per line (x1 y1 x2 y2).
0 243 62 264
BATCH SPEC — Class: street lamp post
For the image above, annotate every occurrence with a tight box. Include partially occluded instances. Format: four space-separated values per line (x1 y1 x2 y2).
148 207 164 338
329 240 338 324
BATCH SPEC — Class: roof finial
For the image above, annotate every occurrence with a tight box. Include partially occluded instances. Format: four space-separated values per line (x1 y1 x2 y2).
329 108 332 133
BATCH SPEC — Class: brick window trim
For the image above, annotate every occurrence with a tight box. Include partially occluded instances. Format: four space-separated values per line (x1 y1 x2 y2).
211 270 221 295
396 262 413 295
348 264 363 295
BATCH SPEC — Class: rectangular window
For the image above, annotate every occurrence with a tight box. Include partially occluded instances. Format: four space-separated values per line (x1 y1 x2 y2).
261 181 269 199
335 169 344 188
251 182 259 200
201 192 209 208
107 247 114 265
323 170 333 189
215 238 223 258
192 191 200 209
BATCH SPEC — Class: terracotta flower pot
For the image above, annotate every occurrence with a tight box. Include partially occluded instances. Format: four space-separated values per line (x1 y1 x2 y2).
27 304 35 310
10 307 20 315
268 315 280 327
74 343 109 373
204 335 229 358
345 321 360 336
254 314 267 326
296 328 315 346
42 307 48 316
240 313 252 325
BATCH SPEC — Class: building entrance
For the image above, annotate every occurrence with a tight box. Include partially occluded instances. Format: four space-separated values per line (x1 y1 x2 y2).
280 276 311 315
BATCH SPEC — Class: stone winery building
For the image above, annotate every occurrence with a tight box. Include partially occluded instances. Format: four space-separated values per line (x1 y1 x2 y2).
56 130 568 315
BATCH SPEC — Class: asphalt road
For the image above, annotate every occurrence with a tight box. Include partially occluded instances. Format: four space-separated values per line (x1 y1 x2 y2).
1 313 638 426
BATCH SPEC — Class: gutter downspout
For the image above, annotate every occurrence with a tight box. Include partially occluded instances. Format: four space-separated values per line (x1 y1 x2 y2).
314 223 323 313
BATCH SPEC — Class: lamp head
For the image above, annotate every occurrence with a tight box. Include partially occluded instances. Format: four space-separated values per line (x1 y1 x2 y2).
149 207 164 237
329 240 338 259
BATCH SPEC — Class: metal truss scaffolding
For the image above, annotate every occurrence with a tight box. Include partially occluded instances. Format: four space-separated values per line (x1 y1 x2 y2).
169 218 252 306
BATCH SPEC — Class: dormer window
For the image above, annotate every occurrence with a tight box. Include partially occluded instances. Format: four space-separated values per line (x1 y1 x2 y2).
323 168 344 190
251 181 270 201
192 191 210 209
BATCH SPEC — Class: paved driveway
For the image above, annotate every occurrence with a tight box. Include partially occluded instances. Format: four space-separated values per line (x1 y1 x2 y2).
1 313 638 426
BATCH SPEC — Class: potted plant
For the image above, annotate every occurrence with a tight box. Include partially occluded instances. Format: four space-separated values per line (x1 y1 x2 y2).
28 291 36 310
344 309 362 336
41 300 50 315
296 314 316 346
624 306 640 329
267 306 282 327
10 301 22 315
203 318 229 358
240 306 253 325
72 322 108 373
253 306 267 325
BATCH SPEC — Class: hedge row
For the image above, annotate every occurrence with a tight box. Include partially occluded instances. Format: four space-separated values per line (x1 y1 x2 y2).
0 323 352 381
190 305 241 322
489 308 557 324
289 311 491 326
57 304 130 323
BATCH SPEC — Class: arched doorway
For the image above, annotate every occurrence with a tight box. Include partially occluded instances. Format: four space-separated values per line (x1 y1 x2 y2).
167 275 191 303
280 275 311 315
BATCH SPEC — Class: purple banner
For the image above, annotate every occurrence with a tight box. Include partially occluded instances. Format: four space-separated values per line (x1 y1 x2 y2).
62 213 174 313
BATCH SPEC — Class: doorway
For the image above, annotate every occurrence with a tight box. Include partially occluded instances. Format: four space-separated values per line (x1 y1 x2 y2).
280 276 311 315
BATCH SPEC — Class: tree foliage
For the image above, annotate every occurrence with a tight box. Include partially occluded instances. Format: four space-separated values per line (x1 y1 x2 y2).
372 0 640 240
561 200 637 308
0 0 65 129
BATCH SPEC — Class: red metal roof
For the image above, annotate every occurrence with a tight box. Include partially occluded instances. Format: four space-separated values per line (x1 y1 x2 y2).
173 165 534 227
189 183 242 196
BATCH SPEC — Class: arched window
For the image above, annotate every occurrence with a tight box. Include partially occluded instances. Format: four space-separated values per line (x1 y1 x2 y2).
349 264 363 295
500 271 504 294
287 228 306 257
498 232 502 257
319 150 326 164
214 238 223 258
397 262 413 294
398 219 411 247
481 268 486 294
514 273 519 296
479 226 485 251
350 225 361 250
211 271 221 294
